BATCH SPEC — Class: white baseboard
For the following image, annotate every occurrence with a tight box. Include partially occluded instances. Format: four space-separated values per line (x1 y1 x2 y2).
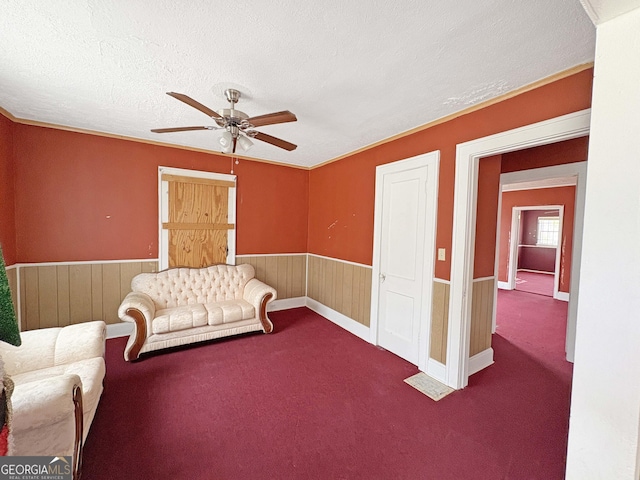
468 347 494 375
268 297 307 312
497 281 512 290
555 291 570 302
305 298 370 342
107 322 134 339
426 358 447 384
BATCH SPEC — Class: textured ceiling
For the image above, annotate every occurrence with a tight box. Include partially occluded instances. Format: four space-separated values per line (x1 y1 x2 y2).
0 0 596 168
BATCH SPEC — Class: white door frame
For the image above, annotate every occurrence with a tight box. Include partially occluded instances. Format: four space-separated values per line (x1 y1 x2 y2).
506 205 564 299
370 150 440 373
447 109 590 389
158 166 237 270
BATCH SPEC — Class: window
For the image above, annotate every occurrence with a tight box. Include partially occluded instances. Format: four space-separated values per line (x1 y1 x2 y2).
537 216 560 247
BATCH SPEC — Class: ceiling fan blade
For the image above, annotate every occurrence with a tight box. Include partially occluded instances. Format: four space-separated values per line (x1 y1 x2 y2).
166 92 222 119
151 126 211 133
246 111 297 127
252 131 297 151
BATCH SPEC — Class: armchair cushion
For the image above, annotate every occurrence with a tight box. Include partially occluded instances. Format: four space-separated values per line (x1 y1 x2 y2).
11 356 105 423
10 374 81 433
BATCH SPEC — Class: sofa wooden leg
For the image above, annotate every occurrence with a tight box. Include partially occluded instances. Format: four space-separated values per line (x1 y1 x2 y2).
72 385 84 480
259 293 274 333
125 308 147 361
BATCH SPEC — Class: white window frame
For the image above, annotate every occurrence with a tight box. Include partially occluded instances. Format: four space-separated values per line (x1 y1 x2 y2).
536 216 561 247
158 166 237 270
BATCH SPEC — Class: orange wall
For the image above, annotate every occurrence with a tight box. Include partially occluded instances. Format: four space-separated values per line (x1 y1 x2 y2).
501 136 589 173
0 115 16 265
3 69 593 269
12 124 308 263
499 186 576 292
474 155 502 279
308 69 593 278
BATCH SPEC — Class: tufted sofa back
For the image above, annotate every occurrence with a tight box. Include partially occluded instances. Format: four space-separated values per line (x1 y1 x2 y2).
131 264 256 309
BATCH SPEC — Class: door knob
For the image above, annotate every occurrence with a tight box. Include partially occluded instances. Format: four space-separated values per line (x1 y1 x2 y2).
380 273 386 283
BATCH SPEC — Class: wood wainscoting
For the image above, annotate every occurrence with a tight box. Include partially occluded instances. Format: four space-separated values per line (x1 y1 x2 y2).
236 254 306 300
6 267 18 327
9 255 495 378
470 277 495 357
307 254 372 327
16 260 158 330
430 279 450 364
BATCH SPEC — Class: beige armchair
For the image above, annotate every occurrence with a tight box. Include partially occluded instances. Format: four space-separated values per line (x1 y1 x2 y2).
0 321 106 479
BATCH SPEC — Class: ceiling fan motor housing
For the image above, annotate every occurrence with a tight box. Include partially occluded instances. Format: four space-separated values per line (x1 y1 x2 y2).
215 109 251 129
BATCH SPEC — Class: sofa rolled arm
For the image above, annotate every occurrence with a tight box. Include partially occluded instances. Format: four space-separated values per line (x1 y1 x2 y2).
118 291 156 324
118 292 156 361
243 279 277 333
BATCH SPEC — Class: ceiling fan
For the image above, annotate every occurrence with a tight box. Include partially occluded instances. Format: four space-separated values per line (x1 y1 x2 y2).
151 89 297 154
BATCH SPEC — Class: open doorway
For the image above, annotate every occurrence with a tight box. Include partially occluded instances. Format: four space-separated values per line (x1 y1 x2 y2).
502 199 571 301
492 142 587 355
493 170 579 372
447 109 590 389
513 207 560 297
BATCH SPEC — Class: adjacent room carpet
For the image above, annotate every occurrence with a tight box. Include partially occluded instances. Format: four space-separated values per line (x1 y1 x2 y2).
515 270 555 297
83 297 572 480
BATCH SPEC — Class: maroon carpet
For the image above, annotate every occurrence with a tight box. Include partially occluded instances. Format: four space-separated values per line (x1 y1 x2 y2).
82 299 572 479
515 271 554 297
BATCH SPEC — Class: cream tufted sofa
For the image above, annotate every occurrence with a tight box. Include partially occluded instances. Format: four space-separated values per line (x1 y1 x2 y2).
0 320 106 479
118 264 277 361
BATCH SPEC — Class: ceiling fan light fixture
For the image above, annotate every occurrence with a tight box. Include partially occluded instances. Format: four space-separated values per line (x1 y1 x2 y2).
237 134 253 152
219 131 233 153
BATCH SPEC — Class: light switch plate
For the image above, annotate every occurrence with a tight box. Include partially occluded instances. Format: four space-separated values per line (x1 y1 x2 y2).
437 248 446 261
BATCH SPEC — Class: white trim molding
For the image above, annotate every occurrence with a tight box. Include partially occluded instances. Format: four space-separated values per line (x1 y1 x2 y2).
307 252 372 269
107 322 134 339
237 253 308 258
448 109 591 389
11 258 159 268
468 348 495 376
306 298 370 342
427 358 447 384
497 281 511 290
472 276 495 283
268 297 307 312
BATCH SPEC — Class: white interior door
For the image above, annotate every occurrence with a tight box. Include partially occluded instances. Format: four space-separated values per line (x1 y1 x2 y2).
373 152 439 368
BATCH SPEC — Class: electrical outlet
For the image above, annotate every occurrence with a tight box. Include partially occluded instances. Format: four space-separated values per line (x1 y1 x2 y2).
438 248 446 261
